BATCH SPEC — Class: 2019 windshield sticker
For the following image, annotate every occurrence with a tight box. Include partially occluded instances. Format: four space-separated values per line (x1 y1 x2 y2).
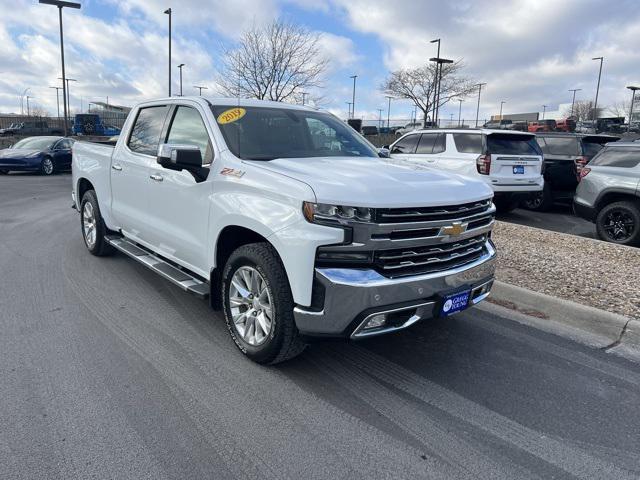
217 107 246 125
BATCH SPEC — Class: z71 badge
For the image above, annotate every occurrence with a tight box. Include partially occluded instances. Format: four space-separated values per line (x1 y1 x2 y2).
220 167 245 178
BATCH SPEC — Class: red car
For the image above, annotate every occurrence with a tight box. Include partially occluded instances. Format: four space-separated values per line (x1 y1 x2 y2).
528 119 557 132
555 118 576 132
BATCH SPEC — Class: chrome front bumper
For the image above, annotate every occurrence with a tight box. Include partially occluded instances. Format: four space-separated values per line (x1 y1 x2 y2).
294 241 497 338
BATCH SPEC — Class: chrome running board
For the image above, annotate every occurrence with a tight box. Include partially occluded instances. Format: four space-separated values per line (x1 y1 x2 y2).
105 235 209 299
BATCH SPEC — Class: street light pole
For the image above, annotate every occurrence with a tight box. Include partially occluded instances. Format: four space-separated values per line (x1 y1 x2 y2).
350 75 357 119
377 108 384 128
627 86 639 132
385 96 392 128
58 77 77 119
429 56 454 126
164 8 172 96
542 105 547 120
457 98 463 127
177 63 185 96
592 56 604 123
194 85 208 96
26 96 32 116
499 100 506 119
346 102 352 119
50 86 61 120
569 88 581 118
475 82 486 127
39 0 80 136
430 39 440 124
301 92 308 105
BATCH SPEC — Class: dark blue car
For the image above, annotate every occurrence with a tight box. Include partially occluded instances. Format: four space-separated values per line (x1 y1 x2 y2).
0 136 74 175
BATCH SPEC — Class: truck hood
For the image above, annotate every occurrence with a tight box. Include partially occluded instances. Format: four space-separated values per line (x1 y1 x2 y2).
251 156 493 207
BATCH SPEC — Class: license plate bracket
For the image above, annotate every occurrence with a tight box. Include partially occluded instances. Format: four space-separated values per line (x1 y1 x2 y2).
513 165 525 174
439 289 471 317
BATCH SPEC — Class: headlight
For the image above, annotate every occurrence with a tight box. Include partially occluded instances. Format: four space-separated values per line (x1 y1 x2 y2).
303 202 374 224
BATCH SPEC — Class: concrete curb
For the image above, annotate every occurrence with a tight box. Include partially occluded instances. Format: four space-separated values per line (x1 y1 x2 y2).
477 280 640 363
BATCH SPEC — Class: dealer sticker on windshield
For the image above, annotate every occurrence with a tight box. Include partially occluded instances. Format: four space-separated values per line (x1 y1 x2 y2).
217 107 246 125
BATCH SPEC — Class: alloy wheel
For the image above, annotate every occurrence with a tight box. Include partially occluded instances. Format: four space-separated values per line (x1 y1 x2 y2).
82 201 97 248
228 266 273 346
602 208 635 242
42 158 54 175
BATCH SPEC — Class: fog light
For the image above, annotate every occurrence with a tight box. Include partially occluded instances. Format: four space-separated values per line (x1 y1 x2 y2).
364 313 386 329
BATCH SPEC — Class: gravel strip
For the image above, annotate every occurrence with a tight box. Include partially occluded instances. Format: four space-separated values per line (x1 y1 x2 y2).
492 221 640 319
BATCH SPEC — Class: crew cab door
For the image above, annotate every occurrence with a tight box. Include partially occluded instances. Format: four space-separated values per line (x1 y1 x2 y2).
110 104 170 238
144 104 214 275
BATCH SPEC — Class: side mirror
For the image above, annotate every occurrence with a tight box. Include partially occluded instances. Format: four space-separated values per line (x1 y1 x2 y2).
378 147 390 158
157 144 202 172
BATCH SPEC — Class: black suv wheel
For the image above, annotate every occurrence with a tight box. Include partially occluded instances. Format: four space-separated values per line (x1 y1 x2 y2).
596 201 640 246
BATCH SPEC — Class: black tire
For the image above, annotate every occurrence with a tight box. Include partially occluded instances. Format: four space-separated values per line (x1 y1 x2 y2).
522 184 553 212
221 242 306 365
595 201 640 246
79 190 115 256
39 156 55 176
494 195 520 213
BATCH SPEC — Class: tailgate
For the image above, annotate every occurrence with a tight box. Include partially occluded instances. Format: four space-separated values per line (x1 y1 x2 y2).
490 154 542 184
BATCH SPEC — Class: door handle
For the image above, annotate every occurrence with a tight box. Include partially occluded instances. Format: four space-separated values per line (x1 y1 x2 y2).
149 174 164 182
112 164 122 171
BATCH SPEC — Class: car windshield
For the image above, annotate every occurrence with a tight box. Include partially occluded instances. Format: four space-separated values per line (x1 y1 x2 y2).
486 133 542 155
11 137 57 150
210 105 378 160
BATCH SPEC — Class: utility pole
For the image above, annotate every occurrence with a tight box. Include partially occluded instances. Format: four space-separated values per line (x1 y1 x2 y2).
475 82 486 127
164 8 172 96
26 96 32 116
542 105 547 120
627 86 639 132
569 88 581 118
39 0 81 136
430 39 440 124
50 86 61 120
350 75 357 119
457 98 463 127
499 100 506 119
429 55 453 126
177 63 185 96
58 77 76 119
592 56 604 123
346 102 352 119
194 85 208 96
385 96 392 128
377 108 384 128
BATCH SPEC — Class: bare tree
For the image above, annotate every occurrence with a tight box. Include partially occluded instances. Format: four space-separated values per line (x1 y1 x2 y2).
30 106 50 117
381 61 476 126
606 101 631 119
561 100 595 121
218 21 327 102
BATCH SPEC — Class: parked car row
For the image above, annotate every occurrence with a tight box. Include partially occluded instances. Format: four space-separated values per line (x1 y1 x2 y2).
385 128 639 246
0 120 63 136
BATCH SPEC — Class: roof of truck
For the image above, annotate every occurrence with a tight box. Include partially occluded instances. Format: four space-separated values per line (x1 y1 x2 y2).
406 128 535 136
138 96 319 112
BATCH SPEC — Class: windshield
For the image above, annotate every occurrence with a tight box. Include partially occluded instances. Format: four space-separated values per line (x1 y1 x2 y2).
11 137 57 150
210 105 378 160
486 133 542 155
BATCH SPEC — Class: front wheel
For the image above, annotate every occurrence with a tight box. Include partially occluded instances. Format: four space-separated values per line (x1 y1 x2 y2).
221 243 306 364
40 157 55 175
596 201 640 246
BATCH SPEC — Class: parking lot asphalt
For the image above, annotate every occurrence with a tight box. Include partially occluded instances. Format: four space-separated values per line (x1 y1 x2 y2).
2 173 640 480
497 204 597 239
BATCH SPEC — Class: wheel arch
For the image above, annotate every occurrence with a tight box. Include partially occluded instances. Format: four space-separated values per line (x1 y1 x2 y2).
77 177 95 205
595 189 640 212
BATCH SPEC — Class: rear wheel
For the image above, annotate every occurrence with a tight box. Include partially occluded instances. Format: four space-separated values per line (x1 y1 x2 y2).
80 190 115 256
221 243 306 364
596 201 640 246
522 184 553 212
40 157 54 176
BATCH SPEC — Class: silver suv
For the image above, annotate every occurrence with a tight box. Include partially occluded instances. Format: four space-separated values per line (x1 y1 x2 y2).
574 142 640 246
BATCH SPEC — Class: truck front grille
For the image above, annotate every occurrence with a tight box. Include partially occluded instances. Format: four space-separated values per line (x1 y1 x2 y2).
373 234 488 278
375 199 492 223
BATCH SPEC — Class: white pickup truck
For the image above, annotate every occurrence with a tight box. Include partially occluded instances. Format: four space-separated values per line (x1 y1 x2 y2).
72 97 497 364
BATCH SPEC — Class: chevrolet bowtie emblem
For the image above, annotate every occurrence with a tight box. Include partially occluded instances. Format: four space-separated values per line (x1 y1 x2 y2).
441 222 468 236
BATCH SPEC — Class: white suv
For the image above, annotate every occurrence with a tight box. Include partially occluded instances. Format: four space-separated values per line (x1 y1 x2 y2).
388 129 544 212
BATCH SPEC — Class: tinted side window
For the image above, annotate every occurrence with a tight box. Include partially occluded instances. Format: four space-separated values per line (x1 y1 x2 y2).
128 106 169 156
589 148 640 168
433 133 446 154
453 133 482 154
392 134 419 154
416 134 438 154
57 139 72 149
166 106 213 164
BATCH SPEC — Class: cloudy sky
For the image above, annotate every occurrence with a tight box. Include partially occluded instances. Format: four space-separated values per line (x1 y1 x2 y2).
1 0 639 123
